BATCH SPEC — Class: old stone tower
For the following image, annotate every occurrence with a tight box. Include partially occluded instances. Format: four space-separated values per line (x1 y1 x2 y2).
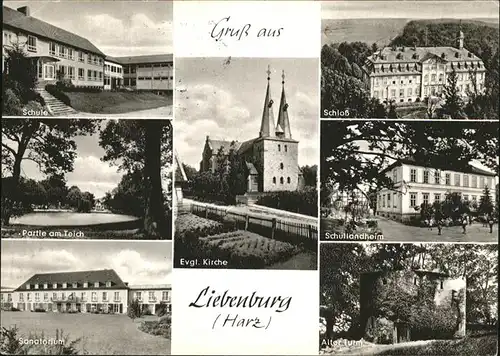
200 66 300 193
360 269 466 344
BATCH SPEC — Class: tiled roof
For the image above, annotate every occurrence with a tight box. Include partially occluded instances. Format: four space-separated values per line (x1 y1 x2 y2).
369 46 482 64
16 269 128 291
382 157 497 177
128 284 171 290
238 138 258 154
245 162 258 175
112 54 173 65
105 56 122 65
3 6 104 56
207 139 240 154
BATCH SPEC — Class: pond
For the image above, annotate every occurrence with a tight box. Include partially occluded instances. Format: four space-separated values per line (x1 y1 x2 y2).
11 212 139 227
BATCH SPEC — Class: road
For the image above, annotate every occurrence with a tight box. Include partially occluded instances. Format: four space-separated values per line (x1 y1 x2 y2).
377 216 498 242
70 105 172 117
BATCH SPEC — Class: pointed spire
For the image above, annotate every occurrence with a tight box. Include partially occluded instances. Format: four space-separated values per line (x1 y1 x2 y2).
259 65 275 138
276 69 292 139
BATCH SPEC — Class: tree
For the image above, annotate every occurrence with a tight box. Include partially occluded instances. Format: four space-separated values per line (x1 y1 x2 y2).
1 119 97 225
321 121 498 203
441 69 466 118
301 165 317 187
3 42 38 104
100 119 172 238
181 164 197 181
39 174 69 208
478 186 494 216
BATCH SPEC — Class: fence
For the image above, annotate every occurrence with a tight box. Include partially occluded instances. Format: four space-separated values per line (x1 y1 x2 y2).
191 202 317 250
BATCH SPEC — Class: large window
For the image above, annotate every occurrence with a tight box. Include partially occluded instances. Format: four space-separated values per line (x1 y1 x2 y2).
162 291 169 301
27 35 37 52
79 52 85 63
392 169 397 183
472 175 477 188
410 169 417 183
454 174 460 186
410 193 417 207
68 66 75 80
445 173 451 185
78 68 84 80
423 170 429 184
423 193 429 206
434 170 440 184
114 292 120 301
68 48 74 60
49 42 56 55
463 174 469 187
480 177 485 188
434 193 441 203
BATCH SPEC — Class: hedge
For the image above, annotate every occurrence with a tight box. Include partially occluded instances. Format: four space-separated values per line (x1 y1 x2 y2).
256 187 318 217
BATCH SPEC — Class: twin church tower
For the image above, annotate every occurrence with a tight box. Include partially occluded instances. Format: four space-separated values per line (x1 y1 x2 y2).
200 66 300 193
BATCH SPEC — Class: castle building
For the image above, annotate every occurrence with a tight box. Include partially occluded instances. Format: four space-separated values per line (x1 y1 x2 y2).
0 269 171 315
363 30 486 104
376 158 497 221
2 6 172 93
199 66 301 193
360 269 466 344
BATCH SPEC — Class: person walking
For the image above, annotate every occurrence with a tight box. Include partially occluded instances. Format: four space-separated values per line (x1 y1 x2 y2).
437 219 442 235
488 215 495 234
461 214 468 234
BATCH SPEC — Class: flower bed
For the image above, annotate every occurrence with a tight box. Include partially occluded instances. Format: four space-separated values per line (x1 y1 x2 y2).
198 230 299 268
174 213 228 241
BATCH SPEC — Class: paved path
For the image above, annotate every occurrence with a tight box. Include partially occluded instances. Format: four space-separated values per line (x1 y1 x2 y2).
70 105 172 117
377 217 498 242
184 198 315 226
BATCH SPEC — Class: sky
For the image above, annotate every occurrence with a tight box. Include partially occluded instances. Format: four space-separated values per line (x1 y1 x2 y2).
4 0 173 56
3 120 123 199
175 57 319 169
321 1 500 20
1 240 172 288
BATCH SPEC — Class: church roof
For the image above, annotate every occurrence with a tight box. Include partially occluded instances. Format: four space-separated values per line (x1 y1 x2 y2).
238 138 258 154
276 71 292 139
259 66 276 138
207 139 239 154
245 162 258 175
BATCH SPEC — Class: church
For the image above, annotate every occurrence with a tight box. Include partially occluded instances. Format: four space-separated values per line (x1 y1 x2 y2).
199 66 301 193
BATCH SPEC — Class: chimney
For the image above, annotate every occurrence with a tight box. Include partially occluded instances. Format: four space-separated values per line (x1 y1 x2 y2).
17 6 30 16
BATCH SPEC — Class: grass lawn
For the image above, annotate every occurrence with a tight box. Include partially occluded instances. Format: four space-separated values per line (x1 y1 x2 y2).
376 335 497 356
65 91 172 114
1 311 171 355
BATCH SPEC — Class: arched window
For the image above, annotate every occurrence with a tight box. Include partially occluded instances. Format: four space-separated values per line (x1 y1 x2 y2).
287 177 291 184
272 177 276 184
278 144 281 151
280 177 284 184
280 162 284 169
284 145 288 152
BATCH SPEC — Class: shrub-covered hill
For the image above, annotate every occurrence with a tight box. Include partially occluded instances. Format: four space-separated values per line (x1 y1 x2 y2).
391 20 499 69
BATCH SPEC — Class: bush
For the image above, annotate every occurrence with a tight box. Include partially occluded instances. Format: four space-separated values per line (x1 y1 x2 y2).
45 84 71 106
256 186 318 217
34 307 46 312
138 320 171 339
2 88 23 115
0 326 83 355
128 299 142 319
156 303 171 317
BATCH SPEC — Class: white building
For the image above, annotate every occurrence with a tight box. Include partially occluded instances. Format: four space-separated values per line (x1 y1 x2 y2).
363 30 486 104
376 158 496 221
104 57 123 90
0 269 171 315
128 285 172 315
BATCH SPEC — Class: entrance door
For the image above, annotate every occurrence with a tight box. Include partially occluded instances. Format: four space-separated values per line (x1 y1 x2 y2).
44 64 55 80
